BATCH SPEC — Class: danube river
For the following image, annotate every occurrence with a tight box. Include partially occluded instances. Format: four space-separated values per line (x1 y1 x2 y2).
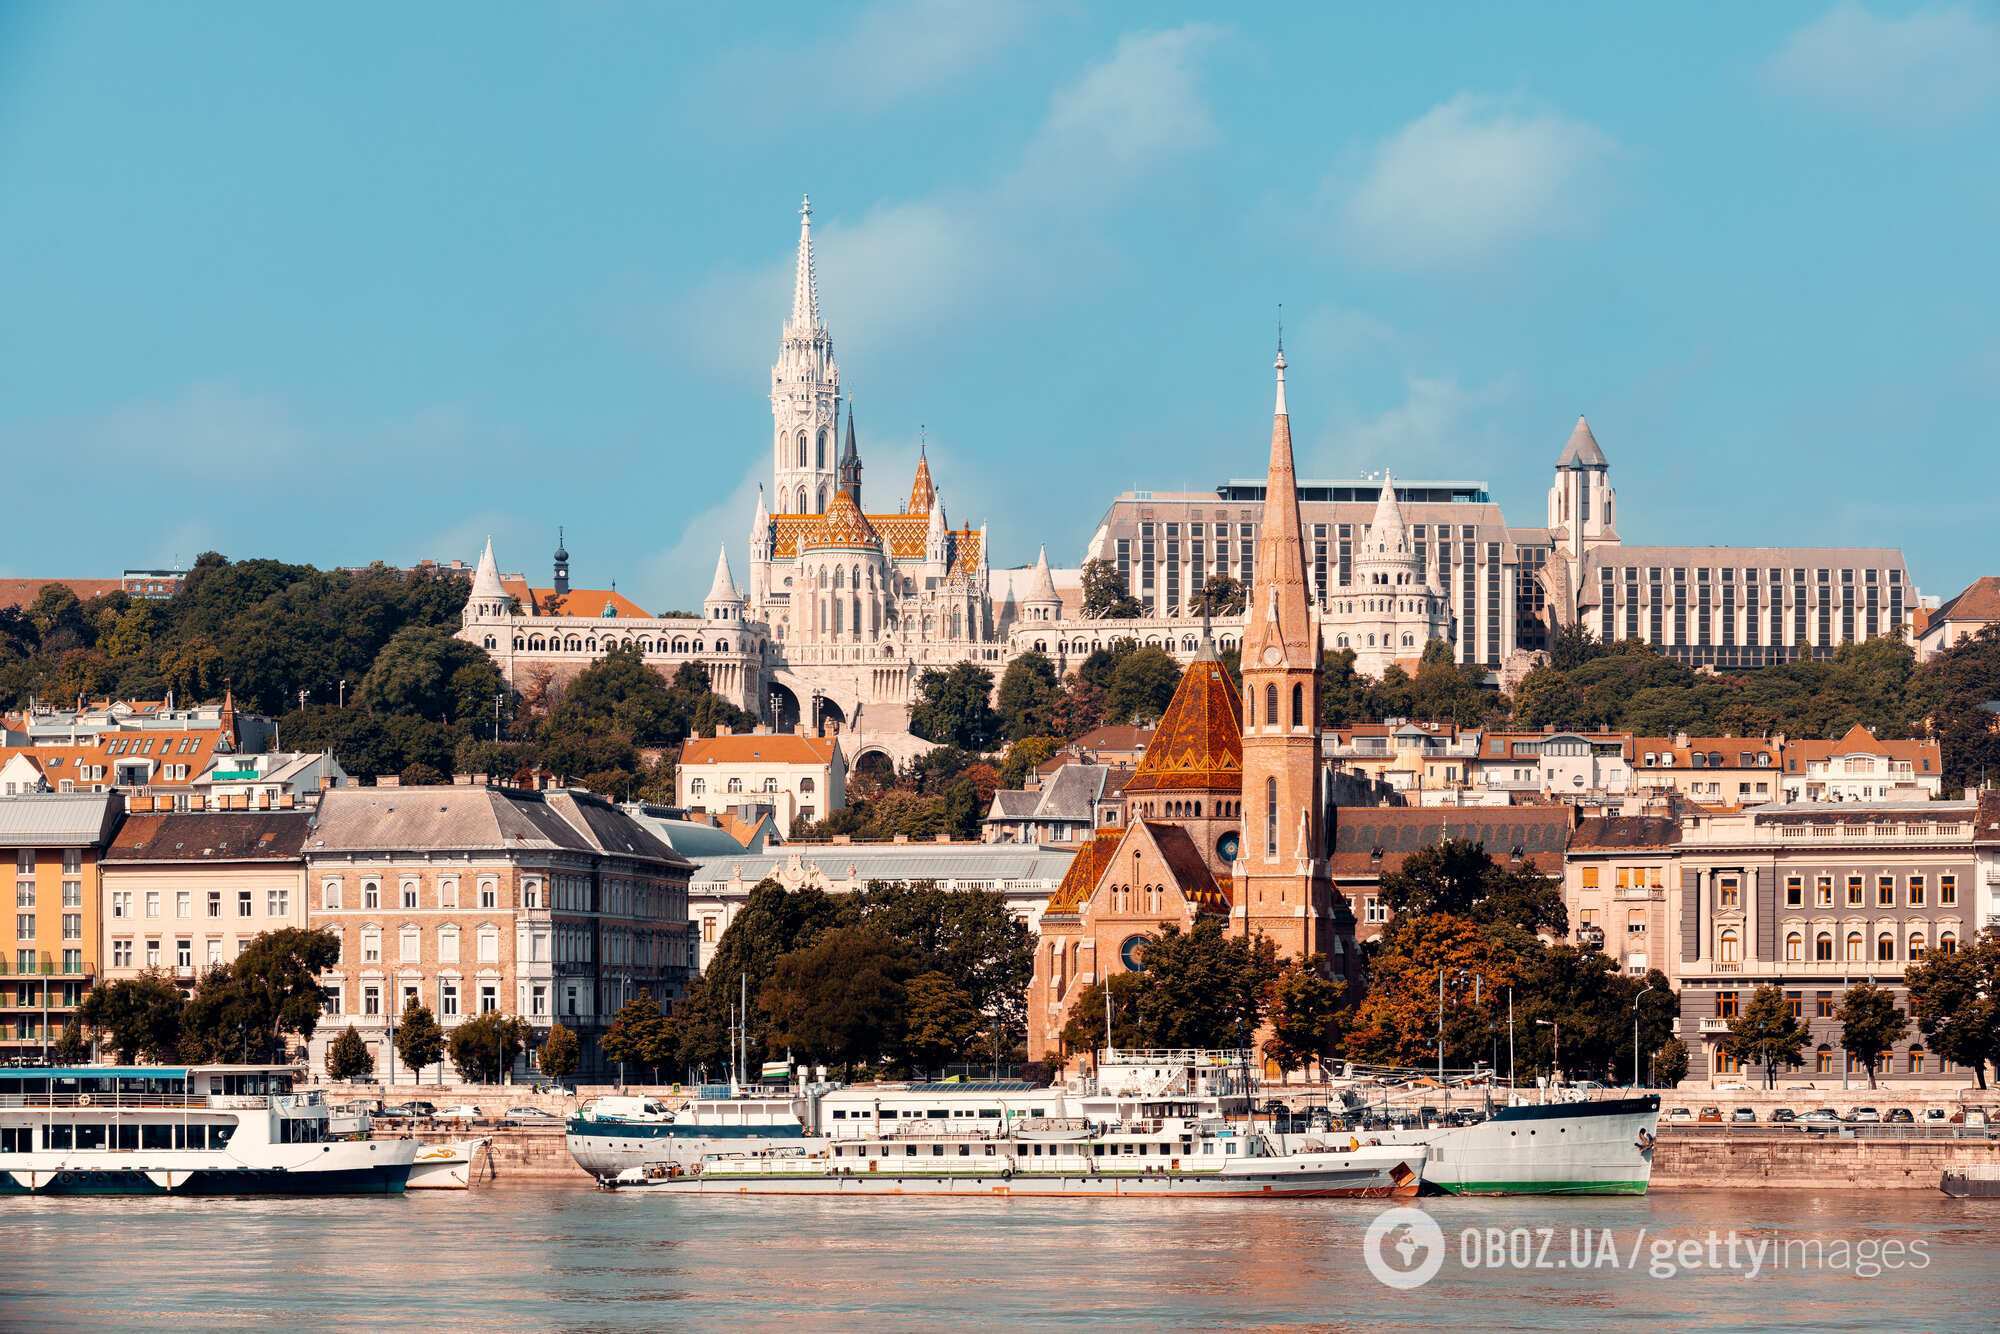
9 1184 1999 1329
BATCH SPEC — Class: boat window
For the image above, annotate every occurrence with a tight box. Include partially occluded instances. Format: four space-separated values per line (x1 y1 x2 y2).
76 1123 107 1151
927 1109 950 1119
831 1109 847 1119
0 1127 30 1152
113 1124 139 1151
979 1109 1001 1118
44 1124 73 1150
142 1125 174 1150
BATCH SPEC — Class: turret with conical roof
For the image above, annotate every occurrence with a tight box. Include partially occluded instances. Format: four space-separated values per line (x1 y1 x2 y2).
838 402 863 505
704 547 745 622
908 438 936 514
1546 413 1619 559
464 536 512 626
1021 545 1062 622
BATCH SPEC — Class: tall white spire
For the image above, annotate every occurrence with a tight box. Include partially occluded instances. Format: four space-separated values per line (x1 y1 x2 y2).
790 194 821 333
707 547 740 603
1365 469 1409 555
470 536 505 601
750 485 770 541
1274 335 1288 417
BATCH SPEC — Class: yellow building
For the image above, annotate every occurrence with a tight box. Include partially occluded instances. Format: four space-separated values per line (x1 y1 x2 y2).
0 794 123 1058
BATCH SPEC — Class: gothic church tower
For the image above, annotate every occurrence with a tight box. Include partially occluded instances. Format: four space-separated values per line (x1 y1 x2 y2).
1235 344 1345 973
771 196 841 516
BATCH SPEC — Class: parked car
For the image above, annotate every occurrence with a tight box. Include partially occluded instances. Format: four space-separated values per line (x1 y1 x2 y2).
1665 1106 1696 1124
1769 1107 1797 1123
1801 1108 1841 1131
502 1106 561 1126
436 1104 484 1122
1730 1108 1757 1124
1952 1107 1989 1127
1846 1107 1882 1124
1920 1108 1950 1125
381 1100 437 1120
1696 1106 1723 1124
1885 1107 1915 1124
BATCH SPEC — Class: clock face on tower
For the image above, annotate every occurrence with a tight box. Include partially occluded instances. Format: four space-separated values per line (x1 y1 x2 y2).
1260 645 1283 666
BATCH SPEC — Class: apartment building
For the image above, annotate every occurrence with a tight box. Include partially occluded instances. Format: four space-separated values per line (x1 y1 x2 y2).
99 811 311 985
1780 725 1944 804
1564 816 1679 982
678 728 844 839
1628 735 1782 808
0 795 122 1058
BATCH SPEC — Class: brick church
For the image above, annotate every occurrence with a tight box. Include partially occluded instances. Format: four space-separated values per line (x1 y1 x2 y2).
1027 345 1352 1066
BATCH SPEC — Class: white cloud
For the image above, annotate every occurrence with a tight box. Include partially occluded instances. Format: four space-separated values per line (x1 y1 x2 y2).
641 464 769 613
1317 375 1513 478
663 25 1224 374
1767 2 2000 124
1338 95 1616 269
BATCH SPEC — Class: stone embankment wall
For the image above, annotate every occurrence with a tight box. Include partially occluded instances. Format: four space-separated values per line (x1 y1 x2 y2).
480 1128 589 1182
1653 1133 2000 1189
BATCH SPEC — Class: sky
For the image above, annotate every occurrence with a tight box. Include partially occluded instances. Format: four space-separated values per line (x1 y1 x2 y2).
2 2 1996 610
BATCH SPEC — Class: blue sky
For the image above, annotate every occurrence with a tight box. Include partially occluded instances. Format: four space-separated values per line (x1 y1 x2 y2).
3 2 1995 610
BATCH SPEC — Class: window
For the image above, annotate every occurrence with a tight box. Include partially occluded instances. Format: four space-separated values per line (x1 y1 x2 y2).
323 880 342 910
400 983 420 1013
1877 933 1895 962
1815 932 1834 961
401 881 419 910
1908 875 1925 907
1291 683 1303 728
523 879 542 910
176 891 191 918
478 983 498 1014
440 879 459 909
689 777 705 797
1877 875 1895 908
1581 867 1600 890
1940 875 1957 907
176 938 192 970
1845 931 1864 962
1909 933 1927 961
440 981 460 1017
362 984 382 1017
1816 992 1834 1018
112 939 133 968
1784 876 1803 908
1815 876 1833 908
1264 684 1277 726
1716 990 1739 1019
1717 877 1740 910
208 890 222 918
702 917 717 943
800 777 815 795
477 925 499 963
1264 778 1277 858
207 938 222 966
439 927 460 963
1939 932 1957 955
1910 1047 1927 1074
400 925 421 963
112 891 131 919
363 880 380 910
1816 1046 1835 1074
15 912 33 939
1717 929 1740 963
1785 991 1803 1020
238 890 253 917
478 880 497 909
1784 932 1803 962
145 892 160 918
1714 1048 1740 1075
62 913 80 941
361 927 382 963
268 888 289 919
530 985 548 1017
727 777 743 794
1846 875 1863 907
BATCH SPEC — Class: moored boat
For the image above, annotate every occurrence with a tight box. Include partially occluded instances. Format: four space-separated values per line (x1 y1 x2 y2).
0 1064 418 1196
566 1087 819 1179
1940 1164 2000 1198
1364 1094 1661 1196
408 1137 489 1190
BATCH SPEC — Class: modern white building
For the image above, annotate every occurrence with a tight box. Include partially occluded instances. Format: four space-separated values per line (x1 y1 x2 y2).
1779 725 1945 804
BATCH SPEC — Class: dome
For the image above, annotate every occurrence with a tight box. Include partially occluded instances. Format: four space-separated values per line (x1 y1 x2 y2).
800 489 881 552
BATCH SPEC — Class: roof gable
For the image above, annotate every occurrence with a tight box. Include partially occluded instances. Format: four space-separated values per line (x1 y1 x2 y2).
1124 658 1242 794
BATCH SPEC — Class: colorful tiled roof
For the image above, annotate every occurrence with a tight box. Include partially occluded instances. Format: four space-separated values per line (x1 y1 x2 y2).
1124 657 1242 793
1044 825 1125 913
770 511 978 562
909 452 936 514
682 733 838 766
800 489 882 552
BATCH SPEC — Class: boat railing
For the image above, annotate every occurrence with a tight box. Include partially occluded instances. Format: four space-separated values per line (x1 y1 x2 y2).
0 1091 226 1111
1015 1117 1090 1133
877 1123 1001 1141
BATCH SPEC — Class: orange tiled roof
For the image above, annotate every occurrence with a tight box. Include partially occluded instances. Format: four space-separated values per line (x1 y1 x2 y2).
770 511 978 562
682 733 837 766
1932 576 2000 625
1044 825 1125 913
498 578 650 618
1137 821 1231 913
1125 656 1242 793
909 454 936 514
1782 724 1941 770
0 578 123 610
0 728 228 791
1626 736 1780 767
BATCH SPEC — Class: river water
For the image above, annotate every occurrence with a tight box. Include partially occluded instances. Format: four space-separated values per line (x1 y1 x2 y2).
7 1184 1998 1330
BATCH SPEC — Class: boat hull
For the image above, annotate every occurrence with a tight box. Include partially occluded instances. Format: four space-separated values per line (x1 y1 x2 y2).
1940 1170 2000 1199
566 1121 815 1179
1368 1096 1661 1197
612 1168 1418 1198
0 1164 412 1196
407 1138 486 1190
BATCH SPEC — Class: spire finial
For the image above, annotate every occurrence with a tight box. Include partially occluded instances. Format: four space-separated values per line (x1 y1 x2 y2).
790 193 821 330
1273 320 1288 417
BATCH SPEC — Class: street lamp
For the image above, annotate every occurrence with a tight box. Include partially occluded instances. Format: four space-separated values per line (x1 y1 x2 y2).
1535 1018 1561 1087
1631 984 1655 1089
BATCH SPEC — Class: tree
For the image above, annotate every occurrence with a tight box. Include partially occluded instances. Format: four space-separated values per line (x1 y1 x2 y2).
449 1012 532 1084
1345 915 1526 1069
998 735 1062 789
1132 917 1279 1051
540 1022 581 1084
758 925 908 1078
395 1002 446 1084
1724 984 1812 1089
909 663 1001 751
1377 839 1566 936
673 880 845 1074
1058 972 1148 1056
603 995 675 1082
1189 574 1245 617
901 972 982 1075
1836 982 1908 1089
1264 958 1346 1078
326 1025 374 1082
53 1017 88 1064
1655 1037 1690 1086
1103 646 1181 725
1411 638 1488 726
180 927 341 1063
77 975 185 1063
995 652 1061 742
1905 933 2000 1089
846 882 1034 1052
1318 649 1370 726
356 625 506 724
1080 558 1141 619
1547 622 1606 672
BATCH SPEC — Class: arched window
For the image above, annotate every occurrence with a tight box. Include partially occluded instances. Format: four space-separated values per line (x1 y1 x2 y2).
800 777 815 795
1815 1045 1835 1074
1264 777 1278 858
1877 932 1896 962
816 428 828 468
1908 933 1927 961
1246 688 1255 727
1940 932 1958 955
1264 684 1277 725
727 777 743 794
1815 932 1833 961
1845 931 1864 962
1291 683 1303 728
796 431 808 467
1718 929 1740 963
1784 931 1803 962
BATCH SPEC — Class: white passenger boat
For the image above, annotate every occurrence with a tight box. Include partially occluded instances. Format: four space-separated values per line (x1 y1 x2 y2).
0 1064 418 1196
407 1137 489 1190
607 1114 1424 1198
1319 1089 1662 1196
567 1087 819 1178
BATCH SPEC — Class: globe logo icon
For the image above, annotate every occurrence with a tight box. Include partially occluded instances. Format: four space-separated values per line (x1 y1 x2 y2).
1363 1207 1446 1290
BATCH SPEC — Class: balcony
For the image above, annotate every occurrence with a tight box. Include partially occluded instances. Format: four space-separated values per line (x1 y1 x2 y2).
0 959 94 978
1698 1018 1733 1034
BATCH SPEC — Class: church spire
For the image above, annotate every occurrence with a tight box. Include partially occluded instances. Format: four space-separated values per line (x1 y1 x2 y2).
1243 341 1315 668
790 194 821 332
838 400 862 504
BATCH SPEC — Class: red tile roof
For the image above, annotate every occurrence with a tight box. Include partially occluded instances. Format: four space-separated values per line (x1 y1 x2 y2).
682 733 837 766
499 578 651 618
1124 657 1241 793
1781 724 1941 772
0 578 122 610
1044 825 1125 913
1932 576 2000 625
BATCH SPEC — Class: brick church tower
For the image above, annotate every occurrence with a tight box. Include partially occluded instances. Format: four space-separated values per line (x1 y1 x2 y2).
1234 342 1349 975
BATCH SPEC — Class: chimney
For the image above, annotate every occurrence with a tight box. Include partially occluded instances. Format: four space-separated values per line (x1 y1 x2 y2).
717 725 733 737
377 775 401 788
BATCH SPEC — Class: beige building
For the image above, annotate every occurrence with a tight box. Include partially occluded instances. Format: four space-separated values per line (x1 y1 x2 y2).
1563 816 1678 982
100 811 312 985
1779 724 1944 804
306 786 693 1081
1628 735 1781 808
1912 576 2000 661
678 728 843 838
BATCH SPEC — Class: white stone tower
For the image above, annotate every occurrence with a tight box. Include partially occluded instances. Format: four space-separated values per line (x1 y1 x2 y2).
1547 415 1618 561
771 195 842 516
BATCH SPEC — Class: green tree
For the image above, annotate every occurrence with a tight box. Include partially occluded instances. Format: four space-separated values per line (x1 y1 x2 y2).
326 1025 374 1082
758 925 909 1078
1057 972 1148 1056
673 880 845 1074
847 882 1034 1050
1189 574 1245 616
1318 648 1370 726
77 975 185 1064
449 1012 532 1084
540 1022 581 1084
1546 622 1606 672
357 625 506 724
909 663 1001 750
1654 1037 1690 1086
603 994 675 1082
1905 934 2000 1089
1103 646 1181 725
53 1017 89 1064
1263 958 1346 1078
995 652 1061 742
394 1002 446 1084
1411 638 1488 725
1080 558 1141 619
1131 917 1279 1050
180 927 341 1063
1724 984 1812 1089
901 972 982 1075
1377 839 1567 936
1836 982 1908 1089
998 734 1062 789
